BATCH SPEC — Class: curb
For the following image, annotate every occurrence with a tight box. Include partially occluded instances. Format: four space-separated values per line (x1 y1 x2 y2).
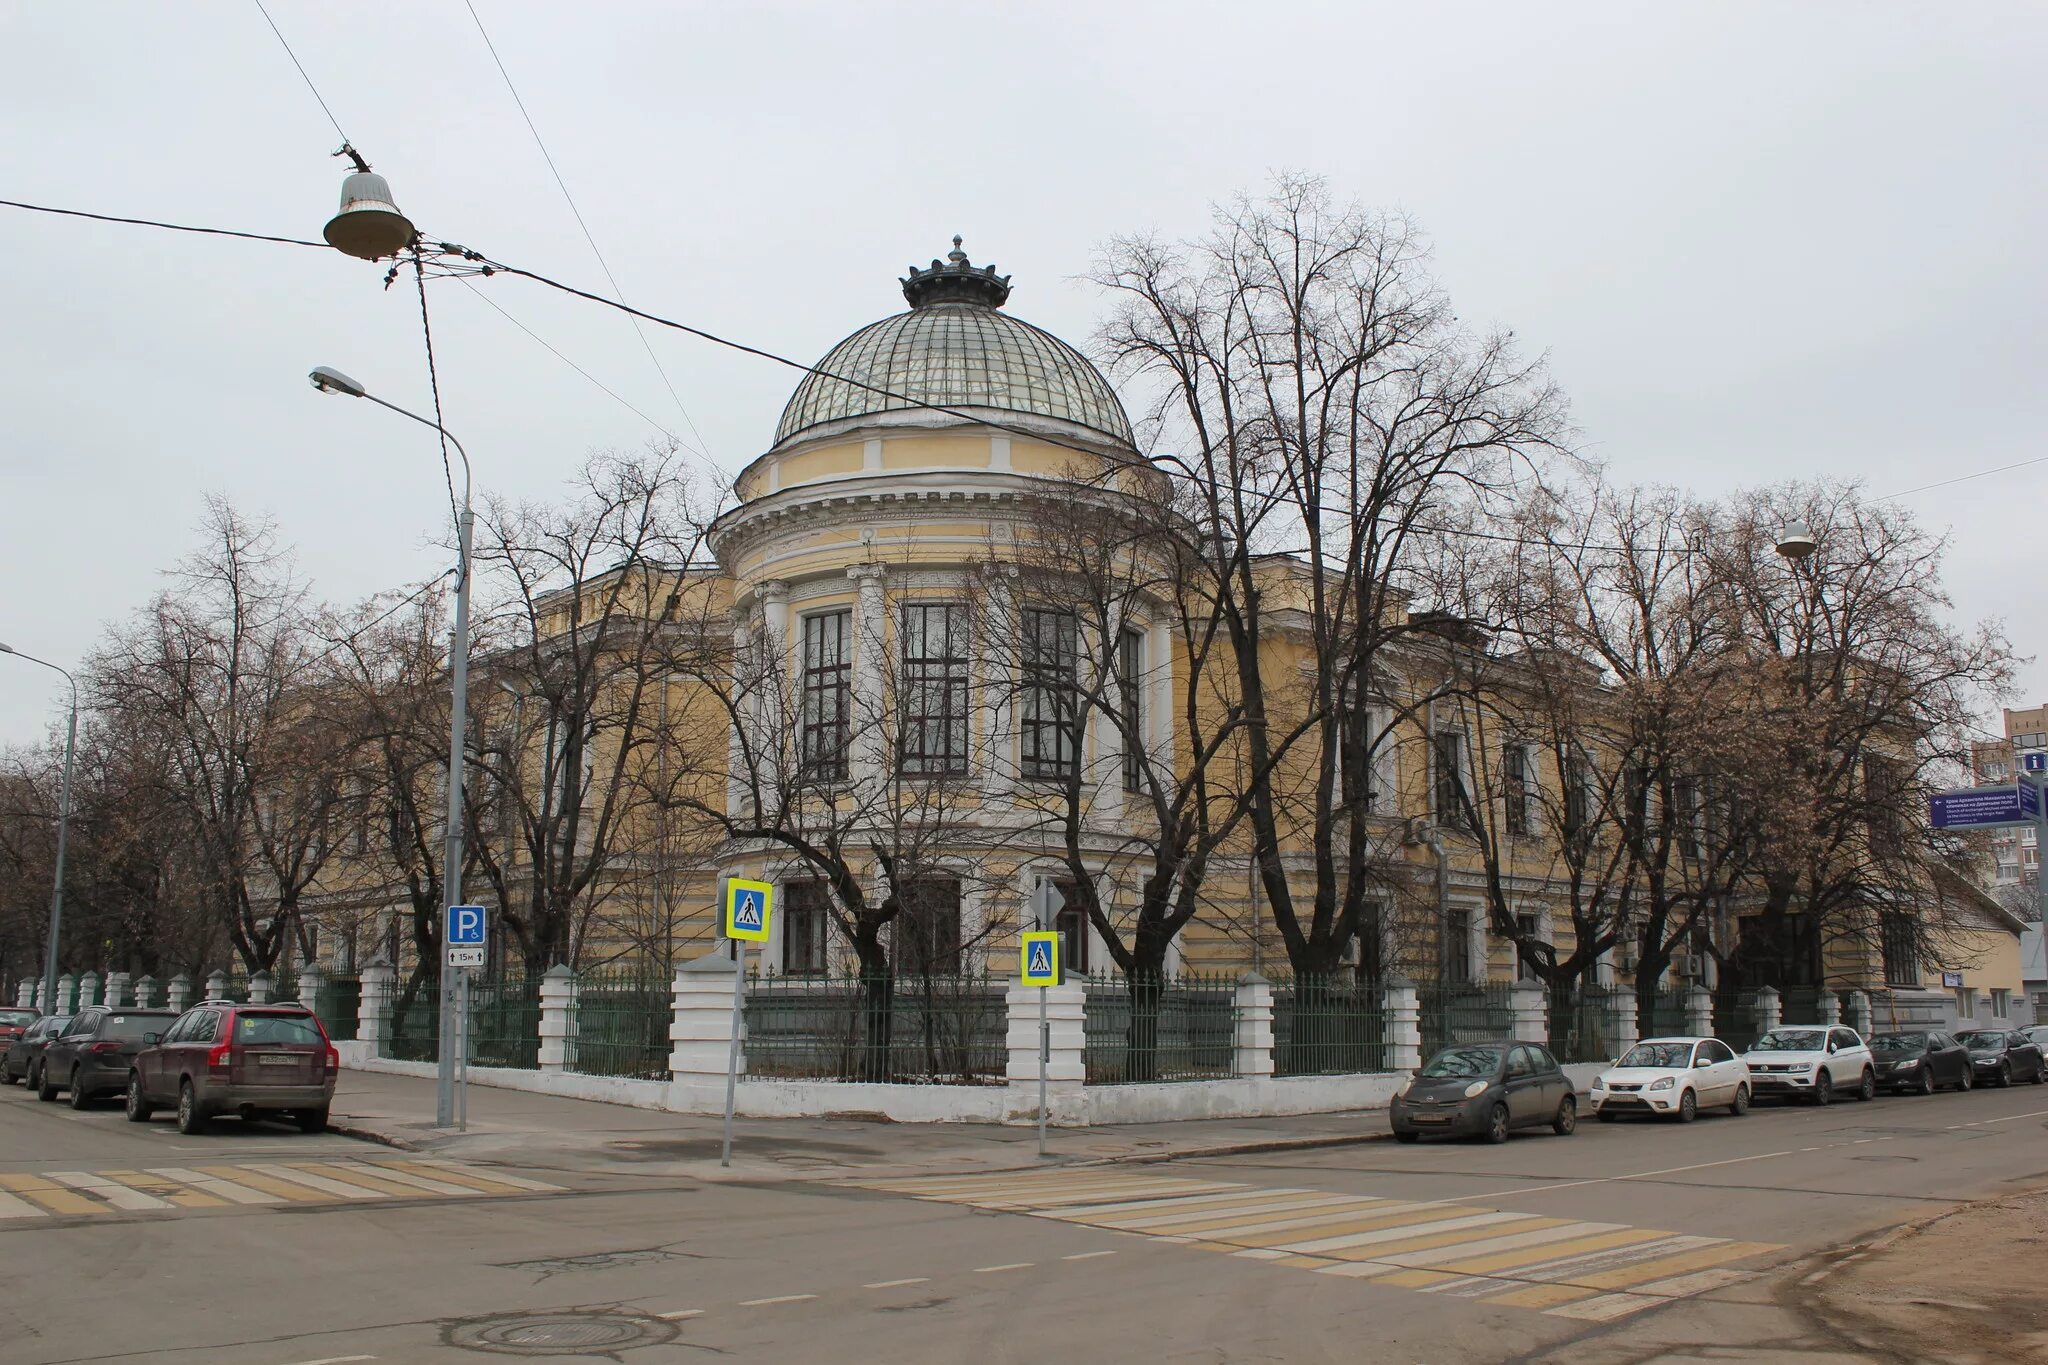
1102 1130 1385 1165
328 1118 424 1152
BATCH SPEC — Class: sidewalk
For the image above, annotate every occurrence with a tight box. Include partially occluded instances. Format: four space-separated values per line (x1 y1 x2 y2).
331 1067 1387 1183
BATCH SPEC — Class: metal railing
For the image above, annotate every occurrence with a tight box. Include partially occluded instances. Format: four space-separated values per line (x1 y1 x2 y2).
1713 986 1762 1053
390 979 439 1062
466 973 542 1069
1418 979 1516 1057
1083 971 1238 1084
1547 982 1628 1064
572 967 671 1080
320 976 361 1042
1272 974 1387 1076
744 971 1007 1084
1645 985 1690 1039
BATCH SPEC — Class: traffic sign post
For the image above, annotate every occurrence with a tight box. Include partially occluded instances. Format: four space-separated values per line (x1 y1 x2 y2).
444 905 488 1132
721 879 774 1167
1026 882 1061 1158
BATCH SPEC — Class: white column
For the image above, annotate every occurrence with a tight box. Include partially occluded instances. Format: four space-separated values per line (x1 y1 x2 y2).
134 975 159 1008
358 960 397 1055
1613 991 1640 1054
538 964 579 1073
1755 985 1782 1034
1234 973 1275 1078
1144 620 1174 773
298 964 327 1024
167 974 192 1013
78 971 100 1009
726 606 755 818
205 969 229 1002
1685 984 1714 1038
1846 989 1871 1038
669 948 744 1108
57 973 78 1014
248 970 275 1005
1384 978 1422 1072
1006 978 1086 1125
981 566 1017 798
1510 982 1547 1043
104 971 131 1008
14 979 31 1008
1817 990 1841 1026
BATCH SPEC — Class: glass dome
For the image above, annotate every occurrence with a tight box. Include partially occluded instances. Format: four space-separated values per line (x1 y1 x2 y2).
773 240 1135 450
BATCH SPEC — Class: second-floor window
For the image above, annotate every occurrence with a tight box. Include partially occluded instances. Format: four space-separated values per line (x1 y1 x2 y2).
1433 729 1470 829
1119 629 1144 793
1502 745 1532 835
899 604 968 776
1022 608 1080 781
800 611 851 781
1881 913 1920 987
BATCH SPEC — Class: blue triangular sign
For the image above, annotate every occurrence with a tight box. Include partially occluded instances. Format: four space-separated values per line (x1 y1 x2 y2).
733 892 763 931
1028 940 1052 976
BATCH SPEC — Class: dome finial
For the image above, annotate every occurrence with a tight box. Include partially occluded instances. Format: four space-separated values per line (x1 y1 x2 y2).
949 234 966 264
901 235 1011 309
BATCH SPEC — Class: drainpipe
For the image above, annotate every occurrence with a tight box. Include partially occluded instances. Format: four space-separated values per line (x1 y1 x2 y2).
1426 829 1449 981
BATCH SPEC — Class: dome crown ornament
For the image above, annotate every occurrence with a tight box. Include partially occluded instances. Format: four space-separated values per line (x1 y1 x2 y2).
901 234 1012 309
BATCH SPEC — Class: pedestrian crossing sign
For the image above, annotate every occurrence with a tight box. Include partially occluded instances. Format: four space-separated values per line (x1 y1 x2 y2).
1021 931 1060 987
725 879 774 942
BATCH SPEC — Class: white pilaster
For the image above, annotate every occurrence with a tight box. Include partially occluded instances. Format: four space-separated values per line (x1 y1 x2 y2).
1234 973 1275 1078
1384 978 1422 1072
538 964 579 1072
1005 978 1086 1125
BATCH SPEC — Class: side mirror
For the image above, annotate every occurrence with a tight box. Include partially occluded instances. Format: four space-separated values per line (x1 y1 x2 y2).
1693 1057 1713 1068
142 1032 161 1045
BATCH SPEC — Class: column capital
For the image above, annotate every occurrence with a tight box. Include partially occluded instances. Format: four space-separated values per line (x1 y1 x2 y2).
847 563 887 587
756 578 790 604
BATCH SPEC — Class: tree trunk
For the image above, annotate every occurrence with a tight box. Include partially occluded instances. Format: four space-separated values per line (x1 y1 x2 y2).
853 929 893 1084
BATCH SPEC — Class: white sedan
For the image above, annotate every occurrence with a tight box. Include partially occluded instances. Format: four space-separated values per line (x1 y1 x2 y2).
1589 1036 1751 1123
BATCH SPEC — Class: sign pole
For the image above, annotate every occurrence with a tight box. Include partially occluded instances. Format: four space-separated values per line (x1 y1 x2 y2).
721 937 744 1168
718 878 773 1169
457 969 469 1132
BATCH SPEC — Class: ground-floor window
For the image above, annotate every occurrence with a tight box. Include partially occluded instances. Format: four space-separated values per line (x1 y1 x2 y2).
782 881 830 976
893 877 963 976
1053 881 1092 977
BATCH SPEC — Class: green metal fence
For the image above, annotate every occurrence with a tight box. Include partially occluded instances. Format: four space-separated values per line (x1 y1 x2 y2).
1417 980 1516 1057
466 973 542 1069
1083 971 1238 1084
744 971 1007 1084
1645 985 1690 1039
390 979 439 1062
572 967 671 1080
1272 974 1387 1076
320 977 361 1042
1713 986 1761 1053
1547 982 1630 1063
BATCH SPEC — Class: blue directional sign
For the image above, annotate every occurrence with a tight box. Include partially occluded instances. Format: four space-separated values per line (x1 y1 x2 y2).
1929 787 2029 829
725 879 773 943
2024 780 2043 820
447 905 488 945
1020 931 1061 987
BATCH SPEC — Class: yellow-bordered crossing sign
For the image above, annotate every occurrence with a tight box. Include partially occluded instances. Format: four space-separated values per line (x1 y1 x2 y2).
1020 931 1060 987
725 879 773 942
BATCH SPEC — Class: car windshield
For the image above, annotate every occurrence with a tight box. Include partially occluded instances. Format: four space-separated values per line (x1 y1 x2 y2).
0 1009 36 1025
99 1013 174 1040
1619 1043 1694 1069
1751 1029 1827 1052
1867 1033 1928 1051
1956 1031 2007 1049
34 1017 68 1038
1420 1047 1503 1079
233 1013 323 1046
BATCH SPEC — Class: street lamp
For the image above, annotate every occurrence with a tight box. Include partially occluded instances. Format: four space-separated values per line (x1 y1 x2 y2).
1775 521 1817 561
0 642 77 1014
308 365 473 1128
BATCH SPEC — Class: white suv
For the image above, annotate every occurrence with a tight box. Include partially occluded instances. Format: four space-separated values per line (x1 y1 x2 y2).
1743 1024 1876 1105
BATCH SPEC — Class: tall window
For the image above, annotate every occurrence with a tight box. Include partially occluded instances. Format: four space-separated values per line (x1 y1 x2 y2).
782 881 830 976
1502 745 1531 835
800 611 851 781
898 605 969 776
893 877 963 975
1118 629 1144 793
1564 750 1591 842
1880 913 1920 986
1446 907 1475 984
1054 880 1092 976
1022 608 1080 781
1432 730 1470 830
1515 912 1542 982
1670 776 1701 859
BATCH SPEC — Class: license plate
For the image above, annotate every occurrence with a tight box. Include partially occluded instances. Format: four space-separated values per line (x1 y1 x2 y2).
1411 1114 1451 1125
259 1053 295 1067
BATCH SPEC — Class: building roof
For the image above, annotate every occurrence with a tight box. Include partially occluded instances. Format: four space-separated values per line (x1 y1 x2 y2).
771 238 1135 450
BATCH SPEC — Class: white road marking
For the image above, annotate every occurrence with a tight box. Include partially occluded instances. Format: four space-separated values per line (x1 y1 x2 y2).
973 1262 1035 1273
1387 1221 1628 1268
239 1163 389 1200
1284 1211 1528 1255
413 1159 561 1192
739 1294 816 1307
1061 1250 1117 1261
279 1356 377 1364
864 1278 931 1289
1460 1148 1800 1201
147 1167 282 1205
654 1309 703 1321
334 1164 483 1197
1963 1107 2048 1125
45 1172 172 1211
0 1189 48 1219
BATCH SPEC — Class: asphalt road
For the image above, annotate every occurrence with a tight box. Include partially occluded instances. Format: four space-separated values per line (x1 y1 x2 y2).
2 1076 2045 1365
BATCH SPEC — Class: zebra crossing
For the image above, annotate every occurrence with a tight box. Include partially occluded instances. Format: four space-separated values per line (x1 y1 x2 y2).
856 1169 1782 1323
0 1157 560 1221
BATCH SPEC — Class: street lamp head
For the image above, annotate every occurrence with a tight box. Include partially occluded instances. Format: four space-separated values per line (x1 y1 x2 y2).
1775 521 1817 561
323 169 416 262
308 366 367 399
0 642 14 654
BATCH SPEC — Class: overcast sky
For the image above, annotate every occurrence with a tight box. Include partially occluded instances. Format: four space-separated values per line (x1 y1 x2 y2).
3 2 2044 748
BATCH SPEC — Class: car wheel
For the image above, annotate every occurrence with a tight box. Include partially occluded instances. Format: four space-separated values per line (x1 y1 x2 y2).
297 1108 329 1136
1855 1069 1876 1102
175 1080 208 1136
125 1073 153 1122
1813 1072 1834 1106
1918 1068 1936 1096
1484 1102 1511 1144
1730 1084 1751 1116
1998 1063 2012 1088
1957 1066 1973 1092
2033 1059 2046 1085
1676 1088 1698 1123
35 1064 58 1102
1394 1130 1421 1144
67 1069 94 1110
1552 1095 1577 1135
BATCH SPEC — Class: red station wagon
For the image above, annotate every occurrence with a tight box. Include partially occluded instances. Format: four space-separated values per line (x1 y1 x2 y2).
127 1000 339 1134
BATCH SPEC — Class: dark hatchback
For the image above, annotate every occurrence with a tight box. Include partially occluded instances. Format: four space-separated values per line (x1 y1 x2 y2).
0 1006 38 1067
1954 1030 2048 1087
1868 1030 1973 1094
2 1013 65 1084
1390 1040 1578 1144
36 1007 178 1108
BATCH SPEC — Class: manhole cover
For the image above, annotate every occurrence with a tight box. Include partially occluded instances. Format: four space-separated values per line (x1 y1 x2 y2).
447 1311 678 1356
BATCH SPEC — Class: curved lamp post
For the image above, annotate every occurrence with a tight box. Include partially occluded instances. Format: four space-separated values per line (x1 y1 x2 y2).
308 366 473 1128
0 643 77 1014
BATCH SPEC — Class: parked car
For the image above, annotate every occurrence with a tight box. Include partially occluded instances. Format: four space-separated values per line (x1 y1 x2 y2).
2 1012 61 1084
1952 1030 2048 1087
35 1007 178 1108
0 1007 38 1070
2018 1024 2048 1051
1742 1025 1876 1104
1867 1030 1973 1094
1390 1040 1577 1144
128 999 339 1134
1590 1036 1750 1122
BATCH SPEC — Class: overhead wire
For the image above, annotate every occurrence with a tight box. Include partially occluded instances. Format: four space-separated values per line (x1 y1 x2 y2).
453 277 678 438
251 0 350 146
461 0 715 468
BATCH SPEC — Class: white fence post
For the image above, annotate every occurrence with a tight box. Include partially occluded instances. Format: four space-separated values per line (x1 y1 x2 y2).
248 970 274 1005
1510 983 1548 1044
1845 990 1871 1037
539 964 579 1073
298 963 327 1023
358 959 397 1055
57 973 77 1013
669 949 742 1102
1755 985 1782 1035
1613 990 1640 1055
167 974 192 1013
78 971 100 1009
1817 990 1841 1026
1006 978 1086 1125
205 970 229 1002
14 979 30 1008
1384 978 1422 1072
104 971 131 1008
1234 972 1275 1078
1685 984 1714 1038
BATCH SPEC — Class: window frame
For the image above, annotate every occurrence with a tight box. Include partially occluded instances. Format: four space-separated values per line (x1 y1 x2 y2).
1118 628 1143 794
1432 729 1472 830
781 880 832 977
1053 880 1092 977
798 609 852 783
1502 744 1533 836
892 876 965 975
1020 607 1081 783
897 603 970 777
